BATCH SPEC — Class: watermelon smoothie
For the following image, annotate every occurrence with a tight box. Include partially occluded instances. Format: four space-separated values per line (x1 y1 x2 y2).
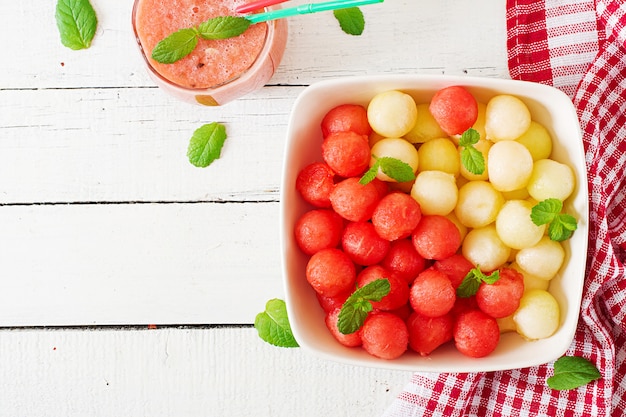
132 0 288 106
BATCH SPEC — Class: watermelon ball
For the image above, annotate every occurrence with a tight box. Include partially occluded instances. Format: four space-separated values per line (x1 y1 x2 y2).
451 295 479 318
407 311 454 356
341 221 390 265
454 309 500 358
294 209 344 255
316 291 350 313
356 265 409 311
361 312 409 360
476 267 525 318
380 238 427 285
321 103 372 138
306 248 356 297
322 131 371 178
409 268 456 317
330 177 382 222
412 215 462 260
429 86 478 136
295 162 336 208
433 253 474 289
325 307 363 347
371 192 422 241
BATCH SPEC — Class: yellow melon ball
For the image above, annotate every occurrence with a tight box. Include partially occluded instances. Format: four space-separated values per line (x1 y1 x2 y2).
495 199 546 250
515 121 553 160
513 289 560 340
462 224 511 272
455 180 504 228
367 90 418 138
508 262 550 292
515 236 565 280
410 170 458 215
488 140 534 192
459 138 492 181
417 137 460 176
370 137 419 182
485 94 531 142
527 158 576 202
403 103 447 144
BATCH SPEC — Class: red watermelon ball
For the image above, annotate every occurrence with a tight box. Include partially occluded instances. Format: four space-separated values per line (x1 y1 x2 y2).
321 103 372 138
321 131 371 178
429 86 478 136
361 312 409 360
454 309 500 358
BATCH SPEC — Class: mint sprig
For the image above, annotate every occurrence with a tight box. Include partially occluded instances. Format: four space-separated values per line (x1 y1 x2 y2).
338 279 391 334
547 356 601 390
187 122 228 168
334 7 365 35
530 198 578 241
152 16 251 64
459 128 485 175
255 299 299 348
55 0 98 50
359 156 416 185
456 267 500 298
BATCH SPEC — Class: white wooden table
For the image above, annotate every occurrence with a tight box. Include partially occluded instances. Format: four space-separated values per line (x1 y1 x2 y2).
0 1 508 415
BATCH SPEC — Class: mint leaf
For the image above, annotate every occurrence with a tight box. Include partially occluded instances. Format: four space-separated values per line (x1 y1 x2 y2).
338 279 391 334
187 122 228 167
254 299 299 348
197 16 251 40
531 198 578 241
359 159 380 185
457 267 500 297
334 7 365 35
547 356 601 390
359 157 415 185
458 128 485 175
55 0 98 50
152 28 199 64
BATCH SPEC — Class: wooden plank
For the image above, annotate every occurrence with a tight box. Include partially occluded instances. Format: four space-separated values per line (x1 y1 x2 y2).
1 1 508 89
0 203 283 325
0 326 414 416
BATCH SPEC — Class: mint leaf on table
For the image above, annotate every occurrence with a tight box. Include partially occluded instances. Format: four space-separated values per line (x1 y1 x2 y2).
359 156 415 185
547 356 601 390
458 128 485 175
187 122 228 168
255 299 299 348
152 28 199 64
197 16 251 40
334 7 365 35
530 198 578 241
55 0 98 50
337 278 391 334
456 267 500 298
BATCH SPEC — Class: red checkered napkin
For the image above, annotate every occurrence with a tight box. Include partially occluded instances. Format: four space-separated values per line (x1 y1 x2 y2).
383 1 626 416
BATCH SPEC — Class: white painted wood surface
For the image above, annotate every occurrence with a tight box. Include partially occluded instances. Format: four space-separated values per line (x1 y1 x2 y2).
0 0 508 415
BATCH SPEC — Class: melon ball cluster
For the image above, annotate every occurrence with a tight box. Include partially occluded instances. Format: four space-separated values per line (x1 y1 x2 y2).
293 86 576 360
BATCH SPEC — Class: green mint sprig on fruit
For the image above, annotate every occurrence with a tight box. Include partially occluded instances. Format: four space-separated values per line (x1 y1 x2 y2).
254 299 299 348
55 0 98 50
530 198 578 241
459 128 485 175
456 266 500 298
187 122 228 168
360 156 415 185
338 278 390 334
152 16 251 64
334 7 365 35
547 356 601 390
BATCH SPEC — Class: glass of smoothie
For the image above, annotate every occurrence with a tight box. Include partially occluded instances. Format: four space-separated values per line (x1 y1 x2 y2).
132 0 288 106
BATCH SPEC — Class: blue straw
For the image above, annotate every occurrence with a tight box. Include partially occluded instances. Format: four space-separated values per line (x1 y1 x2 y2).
246 0 384 23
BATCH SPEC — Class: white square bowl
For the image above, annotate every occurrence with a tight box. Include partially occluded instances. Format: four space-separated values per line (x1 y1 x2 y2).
279 74 588 372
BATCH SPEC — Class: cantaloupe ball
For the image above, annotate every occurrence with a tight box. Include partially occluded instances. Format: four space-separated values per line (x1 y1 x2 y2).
515 236 565 280
370 137 419 182
410 170 458 215
488 140 534 192
367 90 418 138
513 289 560 340
455 180 504 228
496 314 517 333
462 224 511 272
485 94 532 142
508 262 550 292
459 138 492 181
495 199 546 249
515 121 552 160
527 158 576 202
417 137 460 176
403 103 447 144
